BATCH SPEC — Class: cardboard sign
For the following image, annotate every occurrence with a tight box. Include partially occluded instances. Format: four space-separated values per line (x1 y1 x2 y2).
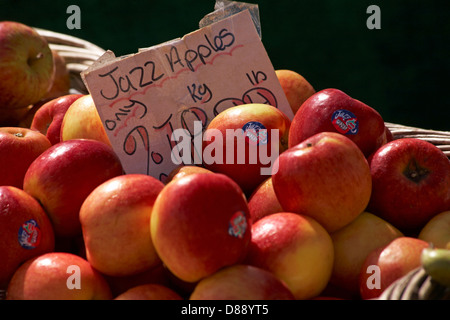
81 9 293 182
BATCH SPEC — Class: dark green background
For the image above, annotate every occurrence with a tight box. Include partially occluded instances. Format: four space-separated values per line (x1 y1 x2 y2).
1 0 449 131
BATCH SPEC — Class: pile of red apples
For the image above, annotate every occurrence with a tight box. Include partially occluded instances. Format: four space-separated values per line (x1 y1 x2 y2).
1 21 449 300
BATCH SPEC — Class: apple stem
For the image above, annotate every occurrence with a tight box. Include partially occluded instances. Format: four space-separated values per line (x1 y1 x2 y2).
403 158 429 183
14 133 24 138
27 52 44 66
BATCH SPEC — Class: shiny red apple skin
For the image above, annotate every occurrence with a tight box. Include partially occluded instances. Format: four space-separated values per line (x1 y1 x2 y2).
0 21 54 109
367 138 450 232
6 252 112 300
288 88 386 158
273 131 372 233
23 139 124 238
151 173 251 283
203 103 291 196
30 94 83 145
0 127 52 188
0 186 55 289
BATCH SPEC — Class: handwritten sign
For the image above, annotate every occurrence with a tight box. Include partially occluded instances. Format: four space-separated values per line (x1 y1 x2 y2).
81 10 293 182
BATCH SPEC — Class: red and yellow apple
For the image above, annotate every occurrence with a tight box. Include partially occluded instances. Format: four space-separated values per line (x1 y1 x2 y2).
329 211 403 295
288 88 386 158
30 94 83 145
114 283 183 300
0 127 52 189
80 174 164 277
202 103 291 196
165 165 213 184
151 173 251 283
359 236 429 299
189 264 295 300
247 177 283 223
418 210 450 249
60 94 112 147
0 186 55 289
23 139 124 238
0 106 31 127
367 138 450 232
6 252 112 300
245 212 334 300
104 263 171 298
275 69 316 115
0 21 53 109
272 131 372 233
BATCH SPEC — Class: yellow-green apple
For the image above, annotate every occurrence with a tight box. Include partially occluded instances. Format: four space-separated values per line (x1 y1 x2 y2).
275 69 316 115
244 212 334 300
6 252 112 300
247 177 283 223
0 21 53 109
23 139 124 238
30 94 83 145
80 174 164 277
151 173 251 283
189 264 295 300
202 103 291 196
329 211 403 295
418 210 450 249
43 50 71 100
165 165 213 184
272 131 372 233
60 94 112 147
288 88 386 158
367 138 450 232
0 186 55 289
0 127 51 188
114 283 183 300
359 236 430 299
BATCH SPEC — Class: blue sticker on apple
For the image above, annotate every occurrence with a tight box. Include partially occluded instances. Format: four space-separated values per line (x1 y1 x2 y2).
331 109 359 135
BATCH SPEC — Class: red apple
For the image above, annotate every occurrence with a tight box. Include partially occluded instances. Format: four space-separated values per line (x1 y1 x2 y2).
30 94 83 145
272 131 372 233
247 177 283 223
359 237 429 299
115 283 183 300
23 139 124 238
6 252 112 300
245 212 334 300
418 210 450 249
202 103 291 196
80 174 164 277
0 106 31 127
367 138 450 232
0 186 55 289
0 127 52 188
289 88 386 158
275 69 316 115
189 264 295 300
0 21 53 109
165 165 214 184
151 173 251 283
329 211 403 295
60 94 112 147
43 50 71 100
104 263 171 298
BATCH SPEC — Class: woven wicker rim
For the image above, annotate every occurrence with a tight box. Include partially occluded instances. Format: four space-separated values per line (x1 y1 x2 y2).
36 28 450 159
